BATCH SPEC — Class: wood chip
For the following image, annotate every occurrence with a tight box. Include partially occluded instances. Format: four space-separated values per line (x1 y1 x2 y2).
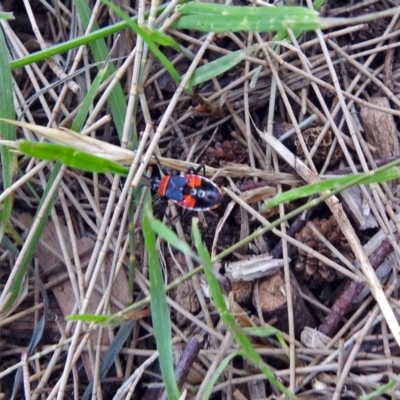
360 97 400 160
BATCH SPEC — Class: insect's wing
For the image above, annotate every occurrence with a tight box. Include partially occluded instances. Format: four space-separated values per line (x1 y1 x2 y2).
165 175 187 201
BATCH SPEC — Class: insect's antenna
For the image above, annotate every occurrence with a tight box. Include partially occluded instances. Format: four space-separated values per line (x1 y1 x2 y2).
153 153 169 175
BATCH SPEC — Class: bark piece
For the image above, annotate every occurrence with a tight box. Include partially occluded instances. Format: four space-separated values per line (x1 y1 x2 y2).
225 254 285 282
253 272 316 338
301 327 331 349
224 254 286 306
341 186 378 230
360 97 400 160
238 185 277 204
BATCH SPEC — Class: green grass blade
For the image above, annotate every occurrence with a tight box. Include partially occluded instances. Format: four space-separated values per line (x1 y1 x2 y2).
2 0 134 309
191 220 295 399
10 24 126 71
142 26 182 51
2 164 60 311
102 0 181 85
0 12 14 20
176 2 314 17
143 204 180 400
16 142 129 176
74 0 128 141
148 217 194 257
273 0 325 41
81 321 137 400
9 2 178 71
358 379 397 400
244 326 289 354
0 24 16 243
66 314 110 323
213 161 400 265
185 46 257 89
264 167 400 210
243 326 284 337
173 4 320 32
202 352 239 400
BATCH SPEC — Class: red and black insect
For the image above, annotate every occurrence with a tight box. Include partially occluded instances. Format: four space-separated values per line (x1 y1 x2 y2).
150 165 223 211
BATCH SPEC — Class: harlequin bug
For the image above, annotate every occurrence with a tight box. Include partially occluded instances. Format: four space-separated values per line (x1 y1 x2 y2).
150 164 223 211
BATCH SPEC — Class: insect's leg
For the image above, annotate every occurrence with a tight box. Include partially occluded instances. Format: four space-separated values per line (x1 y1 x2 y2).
163 211 174 227
153 196 176 226
186 165 195 174
187 164 206 176
161 204 181 227
169 213 181 227
197 164 206 176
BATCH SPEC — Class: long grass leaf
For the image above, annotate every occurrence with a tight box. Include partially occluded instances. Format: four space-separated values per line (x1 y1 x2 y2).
273 0 325 42
358 380 397 400
143 204 180 400
81 321 136 400
2 164 60 311
265 167 400 210
173 4 320 32
0 12 14 20
74 0 128 141
0 24 16 243
142 26 182 51
148 217 194 257
9 2 176 70
191 220 295 398
0 119 135 162
185 47 257 89
17 142 129 176
202 352 239 400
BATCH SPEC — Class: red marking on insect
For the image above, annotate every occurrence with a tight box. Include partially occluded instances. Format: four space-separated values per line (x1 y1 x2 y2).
151 173 223 211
